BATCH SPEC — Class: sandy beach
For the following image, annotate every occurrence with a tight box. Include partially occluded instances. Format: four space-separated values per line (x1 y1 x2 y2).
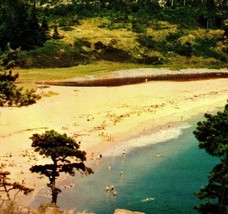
0 70 227 206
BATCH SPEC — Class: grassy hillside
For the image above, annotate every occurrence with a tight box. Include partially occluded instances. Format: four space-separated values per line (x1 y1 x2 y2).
0 1 224 71
19 16 227 70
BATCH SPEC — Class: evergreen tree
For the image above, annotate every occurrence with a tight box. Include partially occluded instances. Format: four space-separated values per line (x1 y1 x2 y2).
30 130 93 204
193 103 228 213
0 69 39 107
0 0 47 51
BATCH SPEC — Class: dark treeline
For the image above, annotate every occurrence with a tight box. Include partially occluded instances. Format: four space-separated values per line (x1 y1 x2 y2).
0 0 49 52
38 0 228 25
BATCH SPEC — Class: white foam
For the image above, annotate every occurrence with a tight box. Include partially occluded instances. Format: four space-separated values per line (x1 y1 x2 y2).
104 123 191 157
141 197 155 202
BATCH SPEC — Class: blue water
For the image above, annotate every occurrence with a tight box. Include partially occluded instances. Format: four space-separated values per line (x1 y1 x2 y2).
31 114 219 214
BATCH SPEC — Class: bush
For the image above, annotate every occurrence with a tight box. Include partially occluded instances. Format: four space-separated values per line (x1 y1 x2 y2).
136 35 154 48
172 42 193 57
192 37 225 60
74 39 91 49
23 40 90 68
166 30 185 42
0 45 22 69
132 20 147 33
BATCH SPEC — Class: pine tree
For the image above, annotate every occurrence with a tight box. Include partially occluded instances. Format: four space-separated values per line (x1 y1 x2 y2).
0 69 39 107
0 0 47 51
30 130 93 204
193 103 228 213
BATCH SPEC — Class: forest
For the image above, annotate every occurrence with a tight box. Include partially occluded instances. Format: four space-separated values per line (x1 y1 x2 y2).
0 0 227 69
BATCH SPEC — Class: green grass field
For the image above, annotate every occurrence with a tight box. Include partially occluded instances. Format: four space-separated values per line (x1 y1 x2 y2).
16 61 152 82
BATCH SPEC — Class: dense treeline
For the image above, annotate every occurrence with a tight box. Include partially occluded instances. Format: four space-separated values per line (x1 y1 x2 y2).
1 0 227 50
36 0 228 29
0 0 48 52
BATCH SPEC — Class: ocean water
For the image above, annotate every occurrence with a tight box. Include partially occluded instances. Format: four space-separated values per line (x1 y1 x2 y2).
31 114 219 214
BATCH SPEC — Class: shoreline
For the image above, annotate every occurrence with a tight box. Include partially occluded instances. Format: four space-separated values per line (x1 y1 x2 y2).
0 74 227 209
85 95 226 158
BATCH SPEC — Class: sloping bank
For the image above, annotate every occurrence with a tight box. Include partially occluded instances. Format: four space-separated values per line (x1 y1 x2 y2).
35 68 228 87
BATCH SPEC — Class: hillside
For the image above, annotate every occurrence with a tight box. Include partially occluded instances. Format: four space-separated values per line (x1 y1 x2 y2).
1 1 228 70
21 16 227 69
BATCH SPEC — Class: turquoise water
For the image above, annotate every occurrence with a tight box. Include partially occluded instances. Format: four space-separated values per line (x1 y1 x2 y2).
31 115 218 214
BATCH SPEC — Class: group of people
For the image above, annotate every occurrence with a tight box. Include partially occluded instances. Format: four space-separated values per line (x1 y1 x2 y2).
106 184 117 196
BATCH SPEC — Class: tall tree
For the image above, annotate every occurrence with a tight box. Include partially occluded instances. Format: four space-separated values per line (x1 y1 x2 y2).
30 130 93 204
193 103 228 213
0 0 47 51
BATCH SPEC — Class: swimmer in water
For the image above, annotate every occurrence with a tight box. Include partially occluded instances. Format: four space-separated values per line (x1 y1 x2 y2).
105 185 110 191
141 197 155 202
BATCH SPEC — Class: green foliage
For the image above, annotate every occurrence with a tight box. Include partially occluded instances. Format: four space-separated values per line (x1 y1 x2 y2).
24 40 90 68
0 0 47 51
0 45 22 69
1 0 225 68
136 35 154 48
74 39 91 49
0 69 39 107
192 37 225 60
166 30 185 42
132 20 147 33
30 130 93 204
193 103 228 213
159 6 203 28
171 42 193 57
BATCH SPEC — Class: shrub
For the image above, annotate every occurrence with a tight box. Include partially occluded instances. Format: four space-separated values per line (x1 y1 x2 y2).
136 35 154 48
74 39 92 49
166 30 185 42
0 45 22 69
192 37 224 59
172 42 193 57
23 40 90 68
132 20 147 33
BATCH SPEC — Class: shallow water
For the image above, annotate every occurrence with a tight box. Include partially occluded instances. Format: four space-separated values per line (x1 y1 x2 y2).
30 114 219 214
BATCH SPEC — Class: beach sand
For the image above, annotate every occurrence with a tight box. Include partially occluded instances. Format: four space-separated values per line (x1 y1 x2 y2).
0 75 227 205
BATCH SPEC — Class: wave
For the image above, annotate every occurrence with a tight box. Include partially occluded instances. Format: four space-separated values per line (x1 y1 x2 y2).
104 123 191 157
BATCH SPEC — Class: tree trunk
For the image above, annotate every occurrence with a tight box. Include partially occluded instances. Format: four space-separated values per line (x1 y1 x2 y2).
51 183 59 204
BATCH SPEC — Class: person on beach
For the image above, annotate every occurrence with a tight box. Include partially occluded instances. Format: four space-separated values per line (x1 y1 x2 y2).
96 153 102 160
122 149 126 158
90 152 94 160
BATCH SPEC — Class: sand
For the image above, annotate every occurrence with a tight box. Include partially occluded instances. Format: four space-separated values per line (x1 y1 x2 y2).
0 72 227 204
